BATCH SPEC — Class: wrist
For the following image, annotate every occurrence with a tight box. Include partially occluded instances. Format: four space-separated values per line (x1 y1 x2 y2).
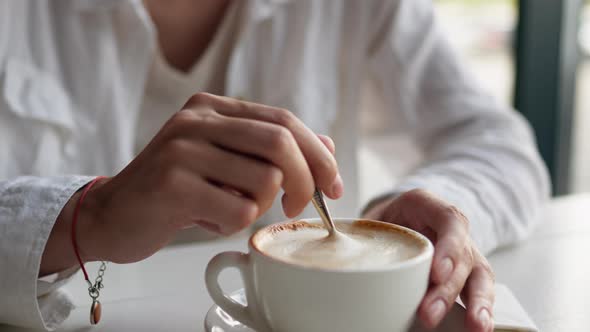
41 177 110 276
76 177 111 262
361 193 398 220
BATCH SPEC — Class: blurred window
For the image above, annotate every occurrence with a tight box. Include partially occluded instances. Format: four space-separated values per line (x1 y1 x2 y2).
364 1 590 197
358 1 519 203
434 0 518 104
572 0 590 193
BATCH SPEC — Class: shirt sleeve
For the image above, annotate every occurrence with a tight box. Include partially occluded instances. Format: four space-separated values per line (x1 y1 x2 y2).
364 0 551 254
0 176 93 330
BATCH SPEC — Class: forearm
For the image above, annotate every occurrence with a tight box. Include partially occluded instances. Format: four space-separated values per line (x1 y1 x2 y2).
360 110 549 253
396 121 549 253
365 0 549 253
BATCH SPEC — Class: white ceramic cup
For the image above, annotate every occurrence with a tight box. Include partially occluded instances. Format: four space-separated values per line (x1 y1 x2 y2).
205 218 434 332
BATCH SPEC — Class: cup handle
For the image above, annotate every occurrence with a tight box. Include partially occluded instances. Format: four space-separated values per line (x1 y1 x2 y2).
205 251 265 330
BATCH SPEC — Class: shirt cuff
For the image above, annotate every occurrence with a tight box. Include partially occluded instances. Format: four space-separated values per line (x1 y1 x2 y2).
37 288 76 331
37 267 79 330
0 176 94 330
38 266 79 297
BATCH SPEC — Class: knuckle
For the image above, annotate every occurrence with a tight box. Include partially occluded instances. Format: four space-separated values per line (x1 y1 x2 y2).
399 188 429 205
167 108 217 135
171 109 195 123
438 283 460 304
267 126 295 152
438 205 469 227
440 239 469 267
165 111 193 134
450 205 470 226
235 201 258 228
260 166 283 194
471 293 495 310
314 155 338 182
193 107 219 124
442 235 465 255
187 92 213 106
439 205 458 219
273 108 296 127
477 260 496 282
462 245 475 267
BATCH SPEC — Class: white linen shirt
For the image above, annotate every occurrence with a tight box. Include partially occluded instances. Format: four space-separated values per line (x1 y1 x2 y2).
0 0 549 330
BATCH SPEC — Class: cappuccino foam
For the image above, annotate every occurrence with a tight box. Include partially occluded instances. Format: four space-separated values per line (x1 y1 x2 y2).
257 221 424 270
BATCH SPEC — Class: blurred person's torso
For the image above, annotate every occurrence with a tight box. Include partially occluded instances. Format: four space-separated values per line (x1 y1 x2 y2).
0 0 405 224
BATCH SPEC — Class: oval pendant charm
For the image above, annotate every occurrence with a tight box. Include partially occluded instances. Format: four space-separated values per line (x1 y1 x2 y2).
90 300 102 325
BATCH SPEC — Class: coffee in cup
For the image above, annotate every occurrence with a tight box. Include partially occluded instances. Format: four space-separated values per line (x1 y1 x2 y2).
257 220 424 270
206 218 433 332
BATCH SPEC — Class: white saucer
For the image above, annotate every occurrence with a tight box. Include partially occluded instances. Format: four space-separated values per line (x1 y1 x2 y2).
204 289 473 332
204 289 255 332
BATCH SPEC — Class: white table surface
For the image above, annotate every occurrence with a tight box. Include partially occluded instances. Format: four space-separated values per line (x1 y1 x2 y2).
2 194 590 332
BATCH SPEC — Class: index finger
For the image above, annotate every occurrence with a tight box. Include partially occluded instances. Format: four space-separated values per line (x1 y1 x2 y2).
188 93 342 199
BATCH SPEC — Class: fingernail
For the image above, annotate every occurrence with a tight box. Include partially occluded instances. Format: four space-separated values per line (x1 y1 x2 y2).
478 308 491 328
281 194 291 217
438 257 453 282
281 194 297 218
330 174 344 197
428 299 446 324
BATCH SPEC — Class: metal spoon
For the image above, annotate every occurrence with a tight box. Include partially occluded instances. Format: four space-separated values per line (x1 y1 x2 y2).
311 188 339 237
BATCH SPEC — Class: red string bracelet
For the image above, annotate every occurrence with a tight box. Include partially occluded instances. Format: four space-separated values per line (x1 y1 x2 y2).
71 176 107 325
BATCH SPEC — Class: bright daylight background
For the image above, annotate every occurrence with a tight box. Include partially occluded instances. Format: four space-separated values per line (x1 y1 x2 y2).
436 0 590 194
360 0 590 203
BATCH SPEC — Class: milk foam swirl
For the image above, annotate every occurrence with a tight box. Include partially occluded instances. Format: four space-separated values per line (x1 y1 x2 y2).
258 222 423 270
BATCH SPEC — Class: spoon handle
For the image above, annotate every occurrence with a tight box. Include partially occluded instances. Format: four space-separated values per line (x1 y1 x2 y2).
311 188 336 234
